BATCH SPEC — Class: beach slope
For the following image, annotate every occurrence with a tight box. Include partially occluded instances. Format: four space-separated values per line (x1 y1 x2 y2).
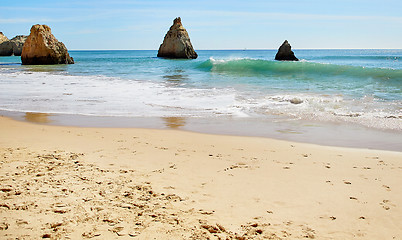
0 116 401 239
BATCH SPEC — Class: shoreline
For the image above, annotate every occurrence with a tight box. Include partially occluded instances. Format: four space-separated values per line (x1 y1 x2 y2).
0 115 401 239
2 110 402 152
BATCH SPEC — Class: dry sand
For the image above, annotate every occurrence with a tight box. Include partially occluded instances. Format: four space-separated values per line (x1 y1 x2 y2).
0 115 401 239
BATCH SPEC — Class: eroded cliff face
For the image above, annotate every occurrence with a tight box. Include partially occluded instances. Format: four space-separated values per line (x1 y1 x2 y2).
21 24 74 65
275 40 298 61
157 17 197 59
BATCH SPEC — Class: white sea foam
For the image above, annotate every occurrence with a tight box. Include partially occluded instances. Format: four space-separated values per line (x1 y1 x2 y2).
0 69 401 130
208 56 253 63
0 70 238 118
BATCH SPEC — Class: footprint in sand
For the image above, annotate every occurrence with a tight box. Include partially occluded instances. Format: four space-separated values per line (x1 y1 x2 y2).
382 185 391 191
380 199 395 210
319 215 336 221
222 163 250 172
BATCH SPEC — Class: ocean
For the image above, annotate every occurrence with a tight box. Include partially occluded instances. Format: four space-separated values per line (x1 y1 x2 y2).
1 49 401 150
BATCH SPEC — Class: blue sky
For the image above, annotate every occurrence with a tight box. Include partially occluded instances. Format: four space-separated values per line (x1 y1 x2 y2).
1 0 401 50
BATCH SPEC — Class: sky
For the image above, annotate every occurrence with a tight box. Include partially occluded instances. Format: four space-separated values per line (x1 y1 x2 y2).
1 0 401 50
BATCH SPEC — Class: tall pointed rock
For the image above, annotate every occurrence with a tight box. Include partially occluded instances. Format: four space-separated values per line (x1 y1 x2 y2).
157 17 198 59
275 40 298 61
21 24 74 65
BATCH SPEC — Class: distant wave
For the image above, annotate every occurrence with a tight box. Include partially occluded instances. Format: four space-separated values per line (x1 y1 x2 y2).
198 58 402 81
315 55 400 61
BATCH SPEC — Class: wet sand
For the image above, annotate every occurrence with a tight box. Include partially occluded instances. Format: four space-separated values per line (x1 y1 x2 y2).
0 116 401 239
3 111 402 152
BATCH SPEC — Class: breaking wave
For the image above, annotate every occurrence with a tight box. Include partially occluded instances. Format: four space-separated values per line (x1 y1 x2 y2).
198 58 402 81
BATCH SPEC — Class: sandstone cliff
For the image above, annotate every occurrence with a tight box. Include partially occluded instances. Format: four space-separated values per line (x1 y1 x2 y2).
21 24 74 65
157 17 197 59
0 35 28 56
275 40 298 61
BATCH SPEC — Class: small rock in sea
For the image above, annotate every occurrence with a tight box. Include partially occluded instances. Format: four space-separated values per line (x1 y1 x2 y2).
275 40 298 61
157 17 198 59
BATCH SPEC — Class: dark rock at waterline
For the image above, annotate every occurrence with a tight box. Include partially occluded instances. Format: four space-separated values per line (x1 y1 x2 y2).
0 35 28 56
157 17 197 59
275 40 298 61
0 41 12 56
21 24 74 65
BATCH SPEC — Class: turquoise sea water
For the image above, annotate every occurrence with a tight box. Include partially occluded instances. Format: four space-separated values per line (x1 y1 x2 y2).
0 49 401 133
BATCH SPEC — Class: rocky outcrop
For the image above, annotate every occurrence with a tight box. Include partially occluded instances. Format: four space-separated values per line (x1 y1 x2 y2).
0 32 8 44
0 41 12 56
0 35 28 56
9 35 28 56
275 40 298 61
21 24 74 65
157 17 197 59
0 32 11 55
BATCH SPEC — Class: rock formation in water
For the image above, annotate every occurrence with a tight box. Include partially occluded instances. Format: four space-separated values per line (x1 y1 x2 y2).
275 40 298 61
0 32 11 55
157 17 198 59
0 32 12 56
0 32 8 44
21 24 74 65
0 35 28 56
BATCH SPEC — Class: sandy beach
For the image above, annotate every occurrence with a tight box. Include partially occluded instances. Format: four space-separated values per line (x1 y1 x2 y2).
0 115 401 239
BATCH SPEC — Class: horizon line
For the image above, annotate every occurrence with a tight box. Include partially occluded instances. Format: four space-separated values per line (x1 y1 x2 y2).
69 48 402 51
